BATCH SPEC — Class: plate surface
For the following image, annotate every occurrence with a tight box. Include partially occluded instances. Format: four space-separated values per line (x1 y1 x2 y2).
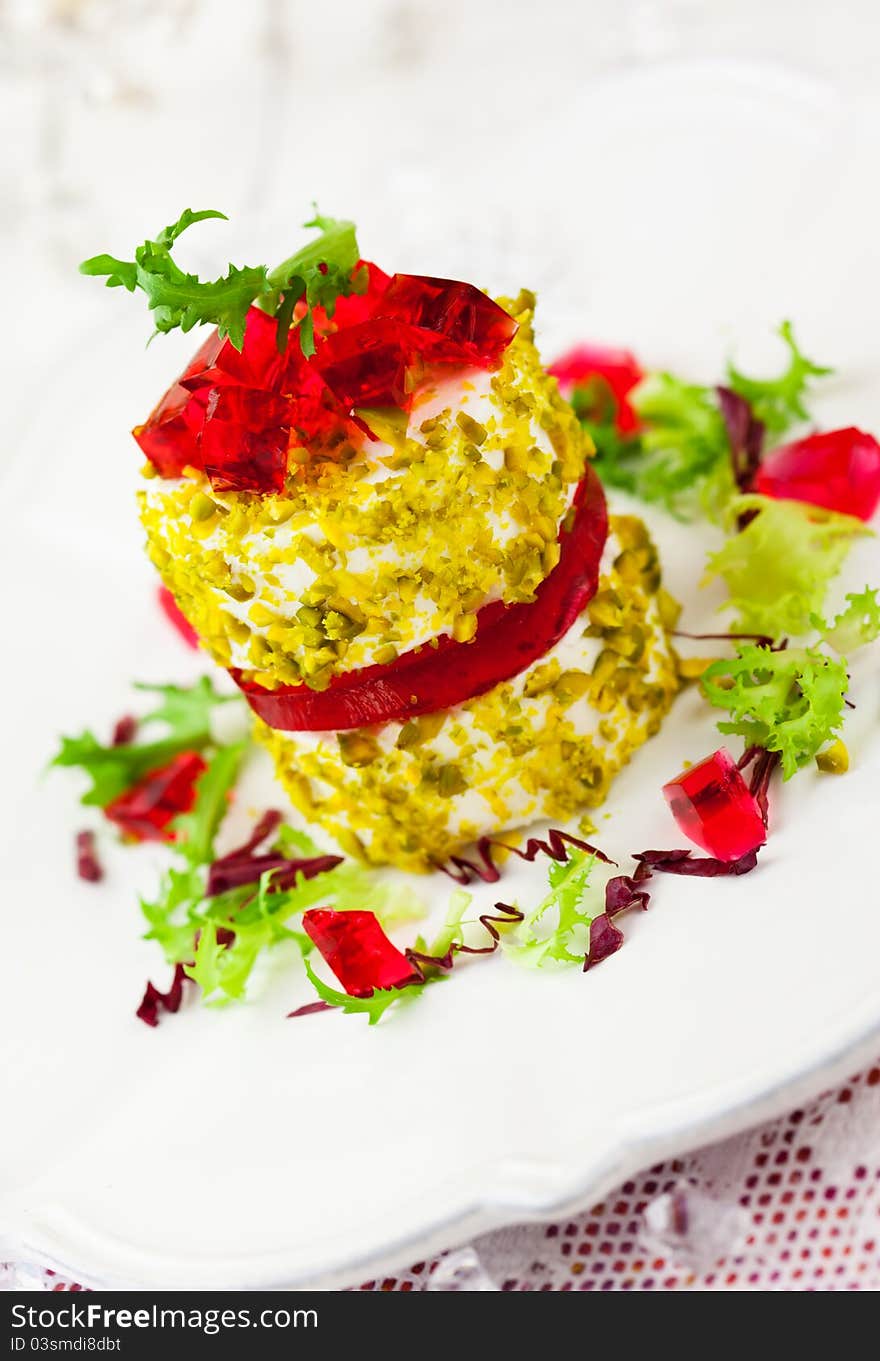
2 61 880 1289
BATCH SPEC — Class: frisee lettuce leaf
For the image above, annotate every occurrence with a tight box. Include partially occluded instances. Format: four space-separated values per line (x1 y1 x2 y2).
703 496 870 637
701 643 849 779
628 374 731 518
725 320 832 440
299 957 423 1025
173 742 244 867
816 588 880 655
421 888 474 959
80 208 362 356
503 849 599 968
51 677 239 807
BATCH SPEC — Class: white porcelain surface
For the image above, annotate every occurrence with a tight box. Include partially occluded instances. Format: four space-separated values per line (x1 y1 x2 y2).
2 58 879 1289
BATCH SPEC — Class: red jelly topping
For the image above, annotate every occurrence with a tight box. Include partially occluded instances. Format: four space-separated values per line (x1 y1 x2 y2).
313 275 517 419
133 264 518 487
302 908 421 998
157 584 199 649
105 751 206 843
549 344 643 433
662 748 767 862
753 427 880 522
233 464 608 731
76 829 103 883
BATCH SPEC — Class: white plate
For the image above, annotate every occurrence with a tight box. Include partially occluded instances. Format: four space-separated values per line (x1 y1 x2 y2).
2 61 880 1290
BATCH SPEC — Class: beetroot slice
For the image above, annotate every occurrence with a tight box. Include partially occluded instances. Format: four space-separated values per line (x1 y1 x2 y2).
232 465 608 731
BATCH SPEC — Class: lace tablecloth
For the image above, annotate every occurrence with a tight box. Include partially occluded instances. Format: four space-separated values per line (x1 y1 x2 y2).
4 1059 878 1292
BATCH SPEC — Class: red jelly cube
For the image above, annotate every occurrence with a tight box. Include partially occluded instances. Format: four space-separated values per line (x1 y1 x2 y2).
200 386 291 494
753 427 880 522
314 319 418 411
548 344 643 433
105 751 206 843
132 381 205 478
133 309 287 479
157 584 199 649
381 274 518 367
178 306 286 393
302 908 421 998
662 748 767 862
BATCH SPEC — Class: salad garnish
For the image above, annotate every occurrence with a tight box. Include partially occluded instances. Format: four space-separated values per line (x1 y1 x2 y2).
631 848 760 878
80 208 362 357
52 677 237 812
437 827 613 886
557 322 831 518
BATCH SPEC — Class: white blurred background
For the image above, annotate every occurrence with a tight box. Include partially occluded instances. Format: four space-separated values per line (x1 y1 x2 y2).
3 0 879 441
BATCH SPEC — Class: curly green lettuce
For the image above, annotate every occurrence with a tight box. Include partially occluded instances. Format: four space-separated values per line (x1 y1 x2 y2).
574 373 732 519
700 643 849 779
703 496 870 637
817 588 880 655
725 320 832 440
576 322 829 518
80 208 362 356
503 848 600 968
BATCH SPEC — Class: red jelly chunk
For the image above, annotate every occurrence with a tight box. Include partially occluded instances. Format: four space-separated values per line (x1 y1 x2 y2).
754 427 880 522
548 344 643 434
157 584 198 649
381 274 518 367
662 748 767 862
178 306 284 393
132 380 205 478
313 319 419 411
105 751 206 843
133 308 287 479
200 386 291 494
302 909 421 998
